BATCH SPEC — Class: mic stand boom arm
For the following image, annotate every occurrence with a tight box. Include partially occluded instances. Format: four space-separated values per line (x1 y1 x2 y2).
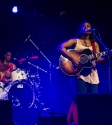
92 31 111 92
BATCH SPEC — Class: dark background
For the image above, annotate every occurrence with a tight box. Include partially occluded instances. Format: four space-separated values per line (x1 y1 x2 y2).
0 0 112 114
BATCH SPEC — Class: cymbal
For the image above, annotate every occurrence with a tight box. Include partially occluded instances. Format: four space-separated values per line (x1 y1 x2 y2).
18 58 26 63
0 64 9 72
29 56 38 60
18 56 38 63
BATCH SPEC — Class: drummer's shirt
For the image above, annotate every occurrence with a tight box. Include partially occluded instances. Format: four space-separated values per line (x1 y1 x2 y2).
0 60 16 84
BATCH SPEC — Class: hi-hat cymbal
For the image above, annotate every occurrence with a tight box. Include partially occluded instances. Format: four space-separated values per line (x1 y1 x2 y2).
0 64 9 72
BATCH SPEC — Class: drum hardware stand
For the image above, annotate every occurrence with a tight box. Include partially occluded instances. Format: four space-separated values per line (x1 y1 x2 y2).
28 61 47 109
26 36 56 111
92 30 112 92
0 86 10 100
0 85 20 107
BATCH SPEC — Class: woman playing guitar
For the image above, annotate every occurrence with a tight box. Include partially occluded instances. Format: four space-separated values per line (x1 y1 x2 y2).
58 21 106 93
58 21 108 125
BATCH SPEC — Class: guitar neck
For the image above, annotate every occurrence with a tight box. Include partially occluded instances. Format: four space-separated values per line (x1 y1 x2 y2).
89 51 108 60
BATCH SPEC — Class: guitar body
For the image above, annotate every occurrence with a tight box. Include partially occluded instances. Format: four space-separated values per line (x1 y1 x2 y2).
59 49 94 76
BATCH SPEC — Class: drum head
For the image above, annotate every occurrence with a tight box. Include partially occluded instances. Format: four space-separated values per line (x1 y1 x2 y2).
11 69 27 83
8 82 35 108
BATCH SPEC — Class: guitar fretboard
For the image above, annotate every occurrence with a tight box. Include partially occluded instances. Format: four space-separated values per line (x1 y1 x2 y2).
89 51 108 60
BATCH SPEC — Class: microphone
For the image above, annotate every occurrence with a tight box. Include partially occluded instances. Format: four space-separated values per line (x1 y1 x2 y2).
23 35 31 43
85 28 96 32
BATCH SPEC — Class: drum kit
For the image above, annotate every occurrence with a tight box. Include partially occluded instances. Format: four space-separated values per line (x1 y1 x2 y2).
0 56 47 110
0 35 56 111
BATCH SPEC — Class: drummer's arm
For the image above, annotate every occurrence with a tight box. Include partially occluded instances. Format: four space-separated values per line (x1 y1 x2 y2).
2 64 16 79
0 71 8 81
0 72 4 79
13 64 16 70
4 71 11 78
4 64 16 78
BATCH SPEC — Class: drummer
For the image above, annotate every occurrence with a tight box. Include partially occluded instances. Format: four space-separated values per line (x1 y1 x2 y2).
0 51 16 87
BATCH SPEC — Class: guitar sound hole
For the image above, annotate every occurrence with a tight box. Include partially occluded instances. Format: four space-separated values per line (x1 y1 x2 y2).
79 54 89 64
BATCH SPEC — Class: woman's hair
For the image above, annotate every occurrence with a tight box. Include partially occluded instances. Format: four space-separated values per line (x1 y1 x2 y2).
75 21 96 43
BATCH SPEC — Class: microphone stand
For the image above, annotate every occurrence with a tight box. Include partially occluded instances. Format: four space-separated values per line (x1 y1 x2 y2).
92 31 112 92
28 37 54 110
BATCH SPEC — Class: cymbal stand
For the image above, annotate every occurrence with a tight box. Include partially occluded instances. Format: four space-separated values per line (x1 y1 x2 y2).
27 37 55 110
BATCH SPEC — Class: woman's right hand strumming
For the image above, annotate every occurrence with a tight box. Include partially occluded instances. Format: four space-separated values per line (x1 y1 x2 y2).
70 56 79 66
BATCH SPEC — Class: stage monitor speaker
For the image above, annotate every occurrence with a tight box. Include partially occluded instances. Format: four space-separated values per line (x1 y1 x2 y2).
0 100 13 125
76 94 112 125
38 112 67 125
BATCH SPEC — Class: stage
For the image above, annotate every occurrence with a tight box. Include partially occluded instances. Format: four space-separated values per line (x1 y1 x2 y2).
1 94 112 125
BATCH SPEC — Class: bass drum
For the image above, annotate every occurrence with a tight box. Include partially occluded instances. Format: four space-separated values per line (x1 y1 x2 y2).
8 81 35 108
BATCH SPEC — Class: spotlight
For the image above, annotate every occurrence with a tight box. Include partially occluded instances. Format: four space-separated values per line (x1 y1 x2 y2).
12 6 18 13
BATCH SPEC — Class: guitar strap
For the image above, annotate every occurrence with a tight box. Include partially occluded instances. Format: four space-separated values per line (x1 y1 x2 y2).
91 42 97 69
91 42 96 54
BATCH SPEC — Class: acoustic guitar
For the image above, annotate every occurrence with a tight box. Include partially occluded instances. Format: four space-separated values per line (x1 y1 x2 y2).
59 49 110 77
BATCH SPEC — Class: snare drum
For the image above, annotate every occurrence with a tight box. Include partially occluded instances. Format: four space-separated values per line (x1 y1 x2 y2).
11 69 27 83
8 81 35 108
